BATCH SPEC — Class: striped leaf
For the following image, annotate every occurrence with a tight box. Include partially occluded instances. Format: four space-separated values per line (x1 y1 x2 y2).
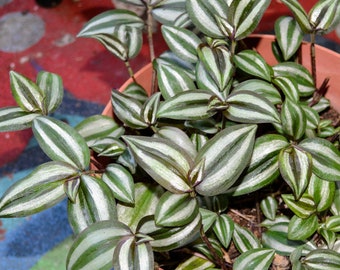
0 161 74 217
279 146 313 200
213 214 234 249
261 216 290 229
0 106 40 131
77 9 144 37
231 0 271 40
233 248 275 270
150 214 201 252
123 136 192 193
91 137 126 157
273 76 300 102
307 174 335 212
10 71 44 112
233 223 261 253
197 45 233 93
199 208 218 233
303 249 340 270
133 241 154 270
152 0 187 25
175 255 215 270
75 115 125 147
102 163 135 204
281 98 306 140
331 189 340 216
117 183 163 233
275 16 303 61
93 34 127 61
273 63 314 97
191 133 209 152
111 90 148 129
233 79 281 105
66 220 132 270
225 91 281 124
157 90 214 120
281 194 316 218
186 0 226 38
299 137 340 181
192 236 224 262
234 50 273 82
280 0 311 33
301 105 320 130
325 216 340 232
161 25 201 63
32 116 90 170
64 177 81 203
68 175 117 234
309 0 339 34
36 71 63 114
319 227 337 249
123 82 148 104
154 61 196 100
288 214 318 240
142 92 161 125
155 192 199 227
195 124 257 196
260 196 278 221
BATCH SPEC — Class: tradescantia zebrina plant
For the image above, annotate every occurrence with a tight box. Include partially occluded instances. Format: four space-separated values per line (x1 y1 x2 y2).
1 0 340 269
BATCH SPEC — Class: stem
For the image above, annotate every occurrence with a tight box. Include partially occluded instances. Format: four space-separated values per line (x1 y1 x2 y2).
310 32 317 86
125 60 136 83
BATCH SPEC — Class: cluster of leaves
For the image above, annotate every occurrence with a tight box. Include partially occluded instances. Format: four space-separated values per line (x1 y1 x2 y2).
0 0 340 269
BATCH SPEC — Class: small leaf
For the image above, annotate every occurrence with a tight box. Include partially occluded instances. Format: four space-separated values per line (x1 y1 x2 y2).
175 255 215 270
302 249 340 269
142 92 161 125
199 208 218 233
307 174 335 212
272 76 300 102
280 0 311 33
288 214 318 240
123 82 148 104
64 178 81 203
319 227 337 249
301 105 320 130
309 0 340 34
213 214 234 249
0 106 40 131
233 223 261 253
261 196 278 221
152 0 187 25
133 241 154 270
233 248 275 270
91 137 126 157
282 194 316 218
32 116 90 170
281 98 306 140
113 236 135 270
325 215 340 232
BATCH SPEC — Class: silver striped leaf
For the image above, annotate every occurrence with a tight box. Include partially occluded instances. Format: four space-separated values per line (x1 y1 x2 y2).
309 0 340 34
68 175 117 234
195 124 257 196
66 220 132 270
233 248 275 270
303 249 340 269
301 105 320 130
299 137 340 181
175 255 215 269
274 16 303 61
199 208 218 233
280 0 311 33
32 116 90 170
281 194 316 219
77 9 144 37
233 223 262 253
288 214 318 240
36 71 63 114
123 82 148 104
213 214 234 249
260 196 278 221
225 91 281 124
272 76 300 102
152 0 187 25
325 215 340 233
64 177 81 203
161 25 201 63
91 137 126 157
0 106 40 131
123 136 192 193
157 90 214 120
281 98 306 140
0 161 74 217
142 92 161 125
10 71 44 113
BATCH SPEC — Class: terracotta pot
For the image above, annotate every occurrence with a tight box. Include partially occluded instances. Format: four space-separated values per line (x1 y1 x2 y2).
103 35 340 117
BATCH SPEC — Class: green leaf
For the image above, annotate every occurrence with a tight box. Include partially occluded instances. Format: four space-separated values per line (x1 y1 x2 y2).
225 91 281 124
282 194 316 218
123 82 148 104
234 50 273 82
301 105 320 130
233 248 275 270
154 61 196 100
272 76 300 102
68 175 117 234
161 25 201 63
111 90 148 129
281 98 306 140
155 192 199 227
142 92 161 125
288 214 318 240
157 90 214 120
275 16 303 61
66 220 132 270
75 115 125 147
123 136 192 193
133 241 154 270
195 124 257 196
77 9 144 37
302 249 340 269
64 177 81 203
32 116 90 170
152 0 187 25
91 137 126 157
175 255 215 270
117 183 163 233
319 227 337 249
279 146 313 200
280 0 311 33
260 196 278 221
10 71 44 112
113 236 135 270
233 223 261 253
199 208 218 233
299 137 340 181
331 188 340 216
102 163 135 204
0 161 74 217
36 71 63 114
307 174 335 212
213 214 234 249
0 107 40 131
309 0 339 33
325 215 340 232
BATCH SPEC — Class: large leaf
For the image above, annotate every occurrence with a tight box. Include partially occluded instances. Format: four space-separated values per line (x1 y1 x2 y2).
299 137 340 181
32 116 90 170
123 136 192 193
66 220 132 270
0 106 40 131
0 162 74 217
195 124 257 196
68 175 117 234
233 248 275 270
302 249 340 269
